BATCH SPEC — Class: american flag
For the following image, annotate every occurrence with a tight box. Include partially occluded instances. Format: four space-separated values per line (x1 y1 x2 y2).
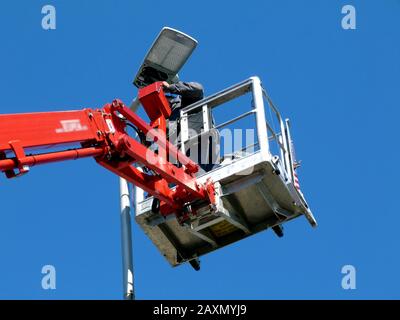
293 169 301 191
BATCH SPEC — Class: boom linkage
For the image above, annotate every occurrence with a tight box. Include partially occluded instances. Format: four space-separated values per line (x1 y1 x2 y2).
0 82 215 217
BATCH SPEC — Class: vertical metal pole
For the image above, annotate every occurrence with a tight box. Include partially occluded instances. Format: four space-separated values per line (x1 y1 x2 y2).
119 178 135 300
130 96 141 113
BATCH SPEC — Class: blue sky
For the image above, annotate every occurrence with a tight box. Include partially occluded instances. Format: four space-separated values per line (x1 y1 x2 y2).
0 0 399 299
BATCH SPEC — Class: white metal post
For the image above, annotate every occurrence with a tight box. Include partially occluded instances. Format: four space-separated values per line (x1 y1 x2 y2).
251 77 270 161
119 178 135 300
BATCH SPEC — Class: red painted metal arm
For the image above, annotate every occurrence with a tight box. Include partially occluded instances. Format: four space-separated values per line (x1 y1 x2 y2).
0 109 109 177
0 109 105 150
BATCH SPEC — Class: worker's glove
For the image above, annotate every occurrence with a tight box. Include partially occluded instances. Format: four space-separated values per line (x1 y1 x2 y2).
162 81 170 91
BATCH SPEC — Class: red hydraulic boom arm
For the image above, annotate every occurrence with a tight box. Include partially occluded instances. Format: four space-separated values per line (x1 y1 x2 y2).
0 82 215 218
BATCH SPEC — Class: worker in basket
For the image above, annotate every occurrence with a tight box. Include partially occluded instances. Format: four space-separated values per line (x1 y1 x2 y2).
160 80 217 174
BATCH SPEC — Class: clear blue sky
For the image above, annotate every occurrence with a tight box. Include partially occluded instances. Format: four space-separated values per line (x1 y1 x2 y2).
0 0 399 299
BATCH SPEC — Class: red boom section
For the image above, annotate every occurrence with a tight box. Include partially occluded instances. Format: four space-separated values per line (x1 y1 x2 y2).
0 82 215 218
0 109 108 177
0 109 105 151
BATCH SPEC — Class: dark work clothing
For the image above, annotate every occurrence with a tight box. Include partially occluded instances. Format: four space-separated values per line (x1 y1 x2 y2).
166 81 204 118
163 81 217 174
164 81 204 145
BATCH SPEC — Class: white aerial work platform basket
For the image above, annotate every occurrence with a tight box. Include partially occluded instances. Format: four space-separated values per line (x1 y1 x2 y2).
135 76 316 268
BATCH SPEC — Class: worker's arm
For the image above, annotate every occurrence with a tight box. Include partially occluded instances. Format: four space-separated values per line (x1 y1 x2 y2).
163 81 204 101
